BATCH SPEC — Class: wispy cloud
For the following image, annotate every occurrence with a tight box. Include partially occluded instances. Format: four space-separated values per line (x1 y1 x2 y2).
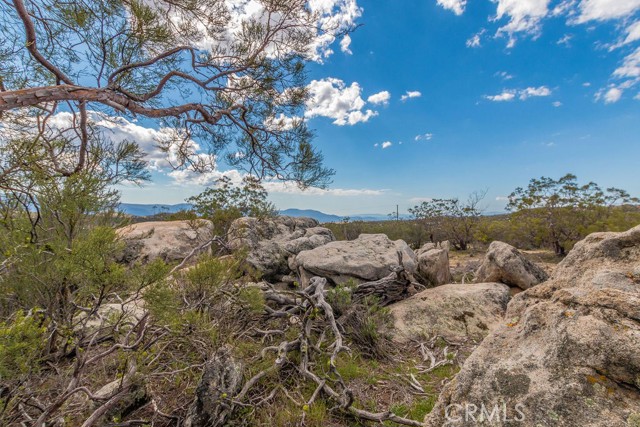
484 86 552 102
495 71 514 80
400 90 422 101
596 86 623 104
519 86 552 100
436 0 467 15
484 90 516 102
466 29 486 48
557 33 573 47
263 181 386 197
381 141 393 149
414 133 434 141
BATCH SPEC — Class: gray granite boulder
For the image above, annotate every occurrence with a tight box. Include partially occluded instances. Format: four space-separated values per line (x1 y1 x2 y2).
425 225 640 427
475 241 548 289
291 234 418 286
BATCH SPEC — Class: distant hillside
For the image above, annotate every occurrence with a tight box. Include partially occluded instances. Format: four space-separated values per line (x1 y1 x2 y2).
120 204 409 222
279 209 343 223
280 209 414 223
119 203 192 217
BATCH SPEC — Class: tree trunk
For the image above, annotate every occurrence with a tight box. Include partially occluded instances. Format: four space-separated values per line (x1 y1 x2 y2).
552 240 565 256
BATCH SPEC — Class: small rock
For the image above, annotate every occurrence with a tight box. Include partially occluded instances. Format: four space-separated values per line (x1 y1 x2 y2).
417 248 452 286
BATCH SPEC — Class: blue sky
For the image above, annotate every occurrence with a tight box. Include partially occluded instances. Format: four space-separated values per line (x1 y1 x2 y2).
120 0 640 216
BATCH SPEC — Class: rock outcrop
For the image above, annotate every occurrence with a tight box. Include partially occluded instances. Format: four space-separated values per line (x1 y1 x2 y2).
425 225 640 427
475 241 548 289
417 248 452 286
389 283 511 343
291 234 418 286
117 220 213 264
227 216 334 280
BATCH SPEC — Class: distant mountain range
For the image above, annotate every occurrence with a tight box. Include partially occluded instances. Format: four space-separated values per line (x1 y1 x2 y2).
119 203 192 217
118 203 408 223
279 209 413 222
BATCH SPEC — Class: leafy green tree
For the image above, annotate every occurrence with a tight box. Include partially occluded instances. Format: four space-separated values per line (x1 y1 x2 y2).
506 173 638 255
187 175 277 239
409 191 486 250
0 0 342 187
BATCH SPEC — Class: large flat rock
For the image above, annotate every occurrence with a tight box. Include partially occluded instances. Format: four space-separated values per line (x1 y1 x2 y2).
291 234 418 286
389 282 510 343
117 220 213 264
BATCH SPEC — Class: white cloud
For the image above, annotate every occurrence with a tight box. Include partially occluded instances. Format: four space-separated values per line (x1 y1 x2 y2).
607 21 640 50
168 167 386 196
466 33 482 47
263 180 385 196
381 141 393 149
551 0 576 17
20 111 227 186
414 133 434 141
306 0 363 61
576 0 640 23
400 90 422 101
552 101 563 107
583 82 592 87
557 34 572 46
185 0 362 63
345 110 378 125
437 0 467 15
599 87 623 103
519 85 552 99
340 34 352 54
495 71 514 80
495 196 510 201
485 86 552 101
484 90 516 101
44 111 214 173
367 90 391 105
594 47 640 104
623 21 640 46
168 168 241 187
305 78 378 125
264 113 301 131
613 47 640 79
495 0 551 46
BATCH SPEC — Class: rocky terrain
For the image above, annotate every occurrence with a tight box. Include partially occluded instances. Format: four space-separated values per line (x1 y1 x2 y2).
71 217 640 426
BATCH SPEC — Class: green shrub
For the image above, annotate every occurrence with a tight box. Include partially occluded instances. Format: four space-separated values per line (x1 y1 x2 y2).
0 311 46 380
